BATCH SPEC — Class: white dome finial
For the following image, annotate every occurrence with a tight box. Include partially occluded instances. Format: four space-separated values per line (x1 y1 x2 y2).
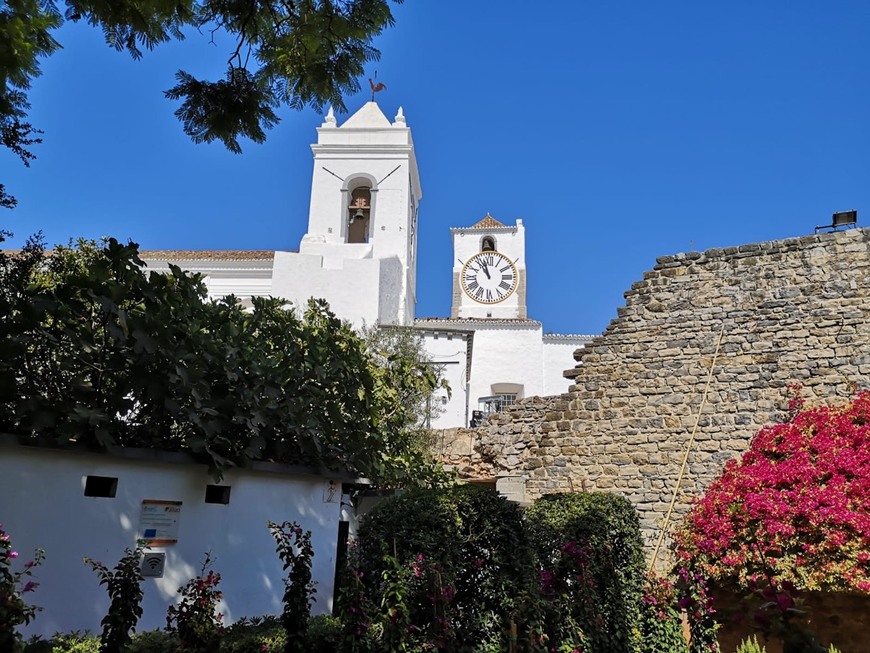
393 106 406 125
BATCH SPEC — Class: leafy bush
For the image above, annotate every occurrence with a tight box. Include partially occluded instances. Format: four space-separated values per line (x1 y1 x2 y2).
674 391 870 593
0 523 44 653
640 573 688 653
28 615 332 653
735 635 766 653
347 484 540 651
525 492 646 653
0 234 445 486
219 616 286 653
267 521 315 653
304 615 341 653
166 553 224 651
22 632 100 653
83 545 147 653
128 629 177 653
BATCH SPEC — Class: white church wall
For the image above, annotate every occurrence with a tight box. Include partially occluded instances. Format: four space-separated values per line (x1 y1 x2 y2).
468 324 544 411
207 273 274 302
271 251 383 326
141 260 274 304
421 332 471 429
376 256 406 326
541 337 591 396
0 440 345 638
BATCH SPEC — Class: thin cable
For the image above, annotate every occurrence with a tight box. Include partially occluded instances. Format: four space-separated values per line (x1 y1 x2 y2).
649 325 725 573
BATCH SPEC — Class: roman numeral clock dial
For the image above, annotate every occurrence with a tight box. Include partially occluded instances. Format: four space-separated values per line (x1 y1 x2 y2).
460 251 518 304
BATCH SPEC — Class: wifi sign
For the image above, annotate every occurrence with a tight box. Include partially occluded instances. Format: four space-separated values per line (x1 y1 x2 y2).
140 552 166 578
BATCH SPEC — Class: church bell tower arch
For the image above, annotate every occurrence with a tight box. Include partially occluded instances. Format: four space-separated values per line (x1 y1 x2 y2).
295 103 422 326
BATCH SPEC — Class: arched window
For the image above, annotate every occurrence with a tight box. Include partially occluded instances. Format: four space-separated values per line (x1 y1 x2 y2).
481 236 495 252
347 186 371 243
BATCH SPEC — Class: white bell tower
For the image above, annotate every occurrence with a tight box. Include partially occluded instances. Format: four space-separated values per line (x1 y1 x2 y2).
272 103 423 326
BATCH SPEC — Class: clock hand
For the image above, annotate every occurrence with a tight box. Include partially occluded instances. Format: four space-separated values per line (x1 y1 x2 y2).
481 261 491 279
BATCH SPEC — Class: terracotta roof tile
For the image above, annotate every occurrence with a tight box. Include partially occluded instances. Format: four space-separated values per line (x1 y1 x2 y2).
415 317 542 328
138 250 276 261
468 213 506 229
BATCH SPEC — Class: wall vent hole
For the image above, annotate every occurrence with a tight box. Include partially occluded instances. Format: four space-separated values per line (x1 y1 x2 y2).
84 475 118 498
205 485 231 505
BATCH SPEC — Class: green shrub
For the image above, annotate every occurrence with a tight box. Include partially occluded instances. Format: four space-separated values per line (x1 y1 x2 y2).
23 636 53 653
735 635 766 653
166 554 224 653
218 616 285 653
128 629 176 653
348 484 540 651
0 523 45 653
640 573 688 653
267 522 315 653
304 615 341 653
21 632 100 653
25 630 177 653
83 545 147 653
525 492 646 653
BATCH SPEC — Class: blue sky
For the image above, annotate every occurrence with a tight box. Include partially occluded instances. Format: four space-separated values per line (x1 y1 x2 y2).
4 1 869 335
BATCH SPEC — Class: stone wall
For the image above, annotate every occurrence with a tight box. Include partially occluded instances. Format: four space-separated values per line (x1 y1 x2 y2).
440 227 870 553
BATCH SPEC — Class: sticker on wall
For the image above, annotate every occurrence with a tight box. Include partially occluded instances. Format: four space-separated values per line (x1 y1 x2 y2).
323 480 338 503
140 552 166 578
139 499 182 545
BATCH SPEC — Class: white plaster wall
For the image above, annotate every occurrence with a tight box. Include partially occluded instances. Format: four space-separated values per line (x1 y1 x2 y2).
141 261 274 304
207 274 274 302
542 338 591 396
422 333 471 429
376 256 406 326
270 251 383 327
0 443 344 638
468 324 544 411
306 152 414 258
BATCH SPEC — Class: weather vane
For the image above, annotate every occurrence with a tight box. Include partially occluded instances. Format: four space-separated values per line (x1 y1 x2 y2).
368 70 386 101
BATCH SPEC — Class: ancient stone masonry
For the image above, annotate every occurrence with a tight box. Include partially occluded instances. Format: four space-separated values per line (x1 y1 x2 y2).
441 227 870 553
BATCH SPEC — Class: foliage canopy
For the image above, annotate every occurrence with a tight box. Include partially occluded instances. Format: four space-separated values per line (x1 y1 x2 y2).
0 233 445 486
1 0 402 206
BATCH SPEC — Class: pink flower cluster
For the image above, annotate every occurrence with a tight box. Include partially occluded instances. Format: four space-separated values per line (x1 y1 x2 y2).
675 390 870 593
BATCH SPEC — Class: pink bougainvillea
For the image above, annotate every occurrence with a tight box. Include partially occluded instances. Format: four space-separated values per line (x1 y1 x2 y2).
674 390 870 593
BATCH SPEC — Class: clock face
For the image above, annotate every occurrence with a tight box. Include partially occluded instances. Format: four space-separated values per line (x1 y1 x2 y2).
460 251 518 304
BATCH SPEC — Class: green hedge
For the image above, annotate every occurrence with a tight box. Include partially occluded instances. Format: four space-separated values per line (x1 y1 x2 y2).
350 484 540 651
23 614 340 653
525 492 646 653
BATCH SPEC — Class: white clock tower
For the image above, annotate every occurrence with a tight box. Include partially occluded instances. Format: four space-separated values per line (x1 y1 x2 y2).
450 214 527 319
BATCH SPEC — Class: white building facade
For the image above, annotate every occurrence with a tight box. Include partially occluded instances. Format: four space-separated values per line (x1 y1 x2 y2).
143 103 593 428
1 437 354 638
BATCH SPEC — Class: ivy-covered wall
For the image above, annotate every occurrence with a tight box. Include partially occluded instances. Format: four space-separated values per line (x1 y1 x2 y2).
437 227 870 551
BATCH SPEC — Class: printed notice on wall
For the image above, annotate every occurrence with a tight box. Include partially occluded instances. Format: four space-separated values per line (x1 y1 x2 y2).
139 499 182 546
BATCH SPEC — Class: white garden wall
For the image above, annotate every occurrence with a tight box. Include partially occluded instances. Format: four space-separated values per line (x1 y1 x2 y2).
0 438 353 638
